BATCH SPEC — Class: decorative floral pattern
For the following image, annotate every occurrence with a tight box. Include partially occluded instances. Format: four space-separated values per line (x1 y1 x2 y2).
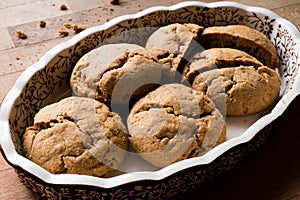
7 4 299 199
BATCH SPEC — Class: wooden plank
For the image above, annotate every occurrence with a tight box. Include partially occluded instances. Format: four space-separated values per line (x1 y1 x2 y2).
0 28 14 51
0 0 72 28
0 167 38 200
273 3 300 28
0 37 70 76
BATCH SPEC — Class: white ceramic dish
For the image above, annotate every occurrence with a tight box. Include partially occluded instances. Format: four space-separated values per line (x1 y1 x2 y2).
1 1 300 199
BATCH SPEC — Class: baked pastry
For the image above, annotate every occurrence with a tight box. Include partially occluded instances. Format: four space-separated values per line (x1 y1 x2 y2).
183 48 263 83
192 66 281 116
95 48 177 106
22 96 128 177
127 83 226 168
199 25 280 68
70 43 143 99
146 23 204 71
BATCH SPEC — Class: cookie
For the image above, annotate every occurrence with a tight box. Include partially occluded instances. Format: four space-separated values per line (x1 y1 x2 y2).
127 84 226 168
147 48 183 71
22 96 128 177
183 48 263 83
146 23 204 70
192 66 281 116
199 25 280 68
95 48 177 106
70 43 143 99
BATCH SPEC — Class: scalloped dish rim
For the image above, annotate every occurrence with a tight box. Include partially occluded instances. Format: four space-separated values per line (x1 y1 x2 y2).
1 1 300 189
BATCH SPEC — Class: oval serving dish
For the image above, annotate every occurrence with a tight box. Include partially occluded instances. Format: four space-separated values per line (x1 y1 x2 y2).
1 1 300 199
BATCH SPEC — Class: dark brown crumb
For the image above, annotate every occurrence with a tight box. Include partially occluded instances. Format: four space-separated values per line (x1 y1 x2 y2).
58 28 69 37
59 4 68 10
16 29 27 39
15 56 20 60
39 20 46 28
106 18 110 22
72 24 86 34
110 0 119 5
109 8 114 11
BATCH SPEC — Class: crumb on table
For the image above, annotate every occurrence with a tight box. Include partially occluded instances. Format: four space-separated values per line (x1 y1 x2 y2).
110 0 119 5
72 24 86 34
59 4 68 10
58 28 69 37
64 23 72 29
16 29 27 39
39 20 46 28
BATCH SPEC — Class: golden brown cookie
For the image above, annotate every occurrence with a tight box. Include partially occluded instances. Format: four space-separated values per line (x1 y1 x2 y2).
199 25 280 68
146 23 204 70
70 43 143 99
95 48 177 106
192 66 281 116
127 84 226 168
183 48 263 83
22 96 128 177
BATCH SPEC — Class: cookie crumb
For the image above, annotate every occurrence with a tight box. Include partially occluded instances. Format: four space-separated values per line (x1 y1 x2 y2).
72 24 86 34
109 8 114 11
15 56 20 60
110 0 119 5
16 29 27 39
64 23 72 29
39 20 46 28
58 28 69 37
59 4 68 10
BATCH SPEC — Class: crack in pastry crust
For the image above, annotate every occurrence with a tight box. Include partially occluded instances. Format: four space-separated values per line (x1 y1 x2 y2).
183 48 264 83
192 66 281 116
22 97 128 177
95 49 177 106
127 84 226 168
199 25 280 68
70 43 143 99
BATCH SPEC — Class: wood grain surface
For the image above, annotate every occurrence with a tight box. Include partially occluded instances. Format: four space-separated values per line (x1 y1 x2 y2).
0 0 300 199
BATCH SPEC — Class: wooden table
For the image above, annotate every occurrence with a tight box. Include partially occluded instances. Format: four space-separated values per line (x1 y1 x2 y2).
0 0 300 199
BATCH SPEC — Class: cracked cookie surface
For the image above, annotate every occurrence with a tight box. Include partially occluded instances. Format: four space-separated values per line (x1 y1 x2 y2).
127 84 226 168
192 66 281 116
146 23 204 71
70 43 143 99
95 48 177 106
183 48 263 83
199 25 280 68
22 96 128 177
